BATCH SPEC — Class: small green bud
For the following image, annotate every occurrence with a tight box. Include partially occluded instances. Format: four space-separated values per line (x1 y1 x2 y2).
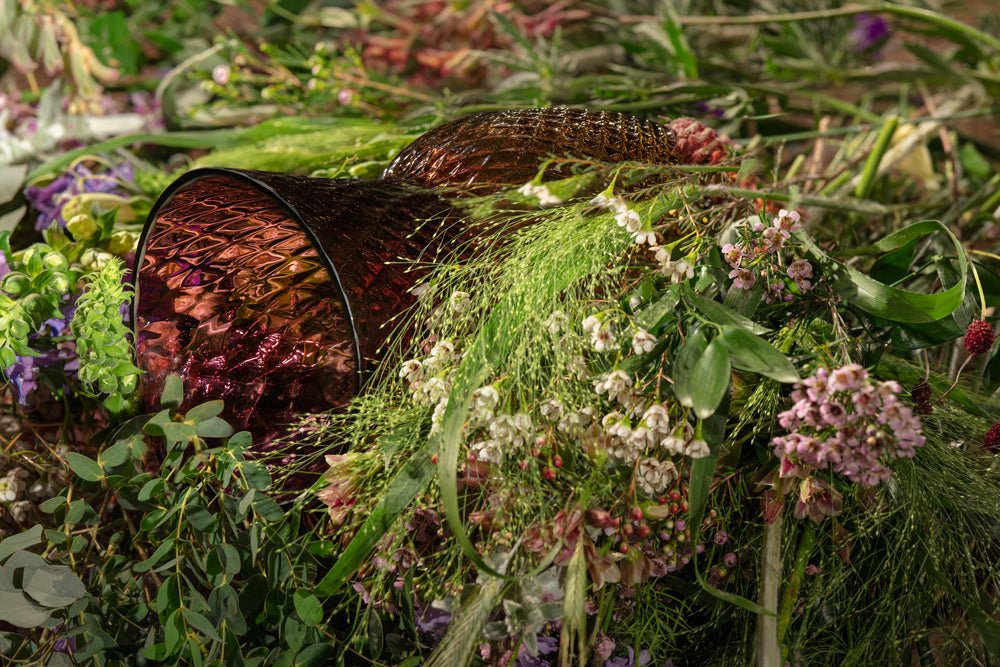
1 272 31 296
66 213 99 241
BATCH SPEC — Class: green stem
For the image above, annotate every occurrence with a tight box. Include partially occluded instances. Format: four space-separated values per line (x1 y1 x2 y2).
757 513 782 667
854 116 899 199
777 523 817 643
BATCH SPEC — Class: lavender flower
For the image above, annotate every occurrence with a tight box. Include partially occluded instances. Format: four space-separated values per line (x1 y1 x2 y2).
24 162 134 230
851 13 890 53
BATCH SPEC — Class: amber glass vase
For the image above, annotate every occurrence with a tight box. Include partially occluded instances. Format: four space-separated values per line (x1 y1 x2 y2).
134 109 708 440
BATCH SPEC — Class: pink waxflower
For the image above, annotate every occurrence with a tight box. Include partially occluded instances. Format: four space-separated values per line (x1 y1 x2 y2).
773 364 925 492
721 242 744 267
773 209 802 233
729 267 756 290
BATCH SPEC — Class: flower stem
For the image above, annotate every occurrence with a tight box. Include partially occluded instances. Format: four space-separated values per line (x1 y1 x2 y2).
777 522 817 644
853 115 899 199
757 510 782 667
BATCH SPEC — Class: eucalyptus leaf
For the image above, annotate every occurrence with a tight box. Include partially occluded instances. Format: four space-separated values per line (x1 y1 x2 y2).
21 565 86 607
0 525 44 563
65 453 103 483
294 590 324 627
0 589 52 628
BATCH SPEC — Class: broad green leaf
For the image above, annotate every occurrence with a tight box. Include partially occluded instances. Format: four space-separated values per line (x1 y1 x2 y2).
690 339 731 419
99 440 131 468
0 525 44 563
635 286 680 331
293 590 324 627
185 609 222 642
295 643 335 666
195 417 234 439
684 286 770 334
64 453 103 483
718 326 799 383
687 416 773 615
21 565 86 607
672 327 709 408
803 221 967 324
185 400 225 423
316 447 435 595
0 589 51 628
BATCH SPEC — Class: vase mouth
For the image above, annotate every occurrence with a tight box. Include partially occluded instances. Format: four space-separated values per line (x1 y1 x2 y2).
133 168 363 438
134 167 363 382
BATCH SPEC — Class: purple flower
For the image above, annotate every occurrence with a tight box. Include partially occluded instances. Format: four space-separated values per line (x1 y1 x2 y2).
606 646 653 667
851 13 890 53
25 162 134 230
721 243 744 267
0 248 9 279
713 530 728 546
416 606 451 639
6 355 39 406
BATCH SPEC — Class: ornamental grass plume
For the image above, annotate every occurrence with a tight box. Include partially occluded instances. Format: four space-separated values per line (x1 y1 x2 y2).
773 364 925 487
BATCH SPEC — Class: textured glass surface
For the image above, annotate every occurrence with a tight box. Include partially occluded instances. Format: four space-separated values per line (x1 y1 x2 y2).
383 107 678 191
136 175 356 438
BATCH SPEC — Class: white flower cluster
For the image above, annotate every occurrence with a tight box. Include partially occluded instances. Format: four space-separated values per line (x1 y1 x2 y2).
518 182 563 208
598 387 710 462
590 193 656 246
471 411 535 464
582 315 617 353
638 457 678 496
653 247 695 284
399 339 459 405
0 468 28 503
591 189 697 284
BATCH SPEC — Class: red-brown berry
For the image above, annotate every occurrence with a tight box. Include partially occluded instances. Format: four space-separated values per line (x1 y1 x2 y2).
964 320 995 356
985 422 1000 454
636 523 651 539
630 506 644 521
552 454 563 468
911 381 933 415
542 467 556 480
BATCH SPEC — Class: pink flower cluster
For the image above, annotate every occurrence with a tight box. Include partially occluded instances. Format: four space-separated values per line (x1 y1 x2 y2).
722 209 815 303
773 364 925 487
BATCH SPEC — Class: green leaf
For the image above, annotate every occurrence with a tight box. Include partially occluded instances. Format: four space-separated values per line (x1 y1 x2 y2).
635 287 680 330
65 453 104 482
21 565 86 607
684 286 770 334
672 327 709 408
160 374 184 409
185 400 225 422
803 221 967 324
99 440 131 468
690 339 731 419
718 326 799 383
294 643 335 666
185 609 222 642
134 539 175 574
0 525 44 563
251 494 284 522
984 343 1000 393
0 589 52 628
367 611 384 658
687 418 773 616
316 446 435 595
293 590 323 627
195 417 234 439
